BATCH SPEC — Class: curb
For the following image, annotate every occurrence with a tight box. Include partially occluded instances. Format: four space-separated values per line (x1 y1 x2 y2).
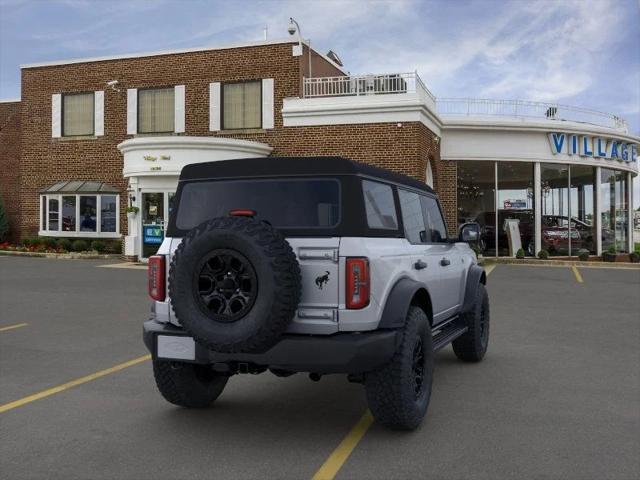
0 250 122 260
480 257 640 269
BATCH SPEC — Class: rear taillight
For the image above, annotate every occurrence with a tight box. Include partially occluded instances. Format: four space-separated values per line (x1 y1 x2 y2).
346 257 370 309
148 255 165 301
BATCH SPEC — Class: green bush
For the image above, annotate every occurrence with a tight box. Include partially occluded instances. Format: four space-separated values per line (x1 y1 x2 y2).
607 245 617 254
58 238 72 251
515 248 525 259
42 237 57 249
71 239 88 252
577 249 589 261
630 252 640 263
105 240 121 254
537 249 549 260
91 240 106 252
21 238 32 247
0 195 9 242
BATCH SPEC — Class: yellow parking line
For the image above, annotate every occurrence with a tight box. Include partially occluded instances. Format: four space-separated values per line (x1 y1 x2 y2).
311 411 374 480
0 323 28 333
311 263 496 479
0 354 151 414
571 266 584 283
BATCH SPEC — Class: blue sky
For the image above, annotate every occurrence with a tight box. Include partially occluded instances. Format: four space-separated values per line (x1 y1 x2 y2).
1 0 639 203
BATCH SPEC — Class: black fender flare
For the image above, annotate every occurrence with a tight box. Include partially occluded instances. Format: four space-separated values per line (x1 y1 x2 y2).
378 277 431 329
461 265 487 313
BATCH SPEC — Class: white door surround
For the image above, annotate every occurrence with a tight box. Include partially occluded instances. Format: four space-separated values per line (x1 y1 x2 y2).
118 136 273 258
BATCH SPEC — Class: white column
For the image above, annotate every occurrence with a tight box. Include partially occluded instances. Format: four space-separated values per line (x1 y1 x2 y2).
534 162 541 256
595 166 602 256
209 82 221 131
174 85 185 133
126 89 137 135
628 171 633 253
94 91 104 136
51 94 62 138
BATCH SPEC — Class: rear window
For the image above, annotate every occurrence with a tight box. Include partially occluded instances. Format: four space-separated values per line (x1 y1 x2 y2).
175 178 340 230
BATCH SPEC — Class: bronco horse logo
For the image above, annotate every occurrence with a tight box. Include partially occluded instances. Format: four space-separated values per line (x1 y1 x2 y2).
315 271 330 290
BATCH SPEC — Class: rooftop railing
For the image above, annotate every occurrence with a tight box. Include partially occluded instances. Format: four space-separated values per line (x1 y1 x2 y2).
303 72 436 102
302 73 628 132
436 98 628 132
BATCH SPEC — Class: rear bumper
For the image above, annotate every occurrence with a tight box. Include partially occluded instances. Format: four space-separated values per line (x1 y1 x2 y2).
143 319 399 374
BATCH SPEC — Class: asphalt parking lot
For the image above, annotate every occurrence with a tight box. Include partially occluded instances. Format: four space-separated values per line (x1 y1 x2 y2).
1 257 639 480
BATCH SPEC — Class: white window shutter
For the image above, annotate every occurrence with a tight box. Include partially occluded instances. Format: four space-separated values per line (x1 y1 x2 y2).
209 82 221 131
94 91 104 136
262 78 274 129
174 85 185 133
51 94 62 138
127 88 137 135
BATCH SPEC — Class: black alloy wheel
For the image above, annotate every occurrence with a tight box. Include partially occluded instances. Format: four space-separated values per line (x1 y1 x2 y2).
412 337 425 399
194 249 257 323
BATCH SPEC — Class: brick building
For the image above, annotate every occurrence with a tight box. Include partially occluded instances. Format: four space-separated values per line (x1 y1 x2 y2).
0 38 638 259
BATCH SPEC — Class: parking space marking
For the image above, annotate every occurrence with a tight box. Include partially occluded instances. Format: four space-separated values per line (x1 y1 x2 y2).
0 322 28 332
310 262 498 479
571 266 584 283
97 262 147 270
311 411 374 480
0 354 151 414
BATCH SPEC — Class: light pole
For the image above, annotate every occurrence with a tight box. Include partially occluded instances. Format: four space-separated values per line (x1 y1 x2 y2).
288 17 312 90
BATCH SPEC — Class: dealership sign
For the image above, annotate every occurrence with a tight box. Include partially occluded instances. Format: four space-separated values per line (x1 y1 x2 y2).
548 133 637 163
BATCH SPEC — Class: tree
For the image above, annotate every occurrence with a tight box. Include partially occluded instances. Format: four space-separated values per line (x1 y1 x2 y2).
0 195 9 242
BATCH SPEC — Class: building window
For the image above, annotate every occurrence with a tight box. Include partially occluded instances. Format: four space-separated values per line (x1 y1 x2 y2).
79 196 97 232
101 195 117 233
138 87 175 133
222 81 261 129
63 92 94 136
601 168 628 253
62 196 76 232
39 193 119 237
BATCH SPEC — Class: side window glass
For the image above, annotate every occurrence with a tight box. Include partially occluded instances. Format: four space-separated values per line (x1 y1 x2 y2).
421 195 448 243
398 189 426 243
362 180 398 230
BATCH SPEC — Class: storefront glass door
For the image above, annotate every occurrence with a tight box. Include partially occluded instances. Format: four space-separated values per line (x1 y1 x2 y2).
142 192 166 258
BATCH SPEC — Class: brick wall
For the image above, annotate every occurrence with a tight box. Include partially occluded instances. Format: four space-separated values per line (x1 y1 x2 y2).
17 41 444 241
18 42 304 240
0 101 21 242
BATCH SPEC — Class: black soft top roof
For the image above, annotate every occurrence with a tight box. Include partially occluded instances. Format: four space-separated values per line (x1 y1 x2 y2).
179 156 434 194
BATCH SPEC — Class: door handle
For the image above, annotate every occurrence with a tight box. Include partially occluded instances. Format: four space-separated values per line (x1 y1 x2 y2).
440 258 451 266
414 260 427 270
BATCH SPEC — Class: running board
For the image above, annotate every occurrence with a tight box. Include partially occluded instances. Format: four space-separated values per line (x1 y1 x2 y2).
432 322 468 351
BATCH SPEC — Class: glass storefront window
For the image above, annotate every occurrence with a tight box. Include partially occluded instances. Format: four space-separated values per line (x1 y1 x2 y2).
540 164 571 256
100 195 117 233
457 161 496 256
79 196 97 232
48 197 59 231
615 171 628 252
601 169 617 252
40 193 119 236
569 166 596 254
497 162 534 256
61 196 76 232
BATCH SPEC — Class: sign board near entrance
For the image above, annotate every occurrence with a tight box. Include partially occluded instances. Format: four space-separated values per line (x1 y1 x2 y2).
143 225 164 245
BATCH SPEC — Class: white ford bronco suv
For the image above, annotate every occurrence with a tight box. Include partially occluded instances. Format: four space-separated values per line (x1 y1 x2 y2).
144 157 489 430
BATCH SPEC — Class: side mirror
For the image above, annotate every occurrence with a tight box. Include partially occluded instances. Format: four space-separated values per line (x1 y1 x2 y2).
459 222 480 243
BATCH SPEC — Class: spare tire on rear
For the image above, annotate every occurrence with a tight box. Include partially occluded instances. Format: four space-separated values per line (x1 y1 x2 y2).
169 216 301 353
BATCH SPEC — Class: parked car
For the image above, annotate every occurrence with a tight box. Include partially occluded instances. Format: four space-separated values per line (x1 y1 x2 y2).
144 157 490 430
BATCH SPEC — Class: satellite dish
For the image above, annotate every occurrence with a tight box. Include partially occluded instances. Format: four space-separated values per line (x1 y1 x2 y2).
326 50 343 67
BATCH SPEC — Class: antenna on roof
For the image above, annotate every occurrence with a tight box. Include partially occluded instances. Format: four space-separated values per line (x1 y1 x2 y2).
263 25 268 41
